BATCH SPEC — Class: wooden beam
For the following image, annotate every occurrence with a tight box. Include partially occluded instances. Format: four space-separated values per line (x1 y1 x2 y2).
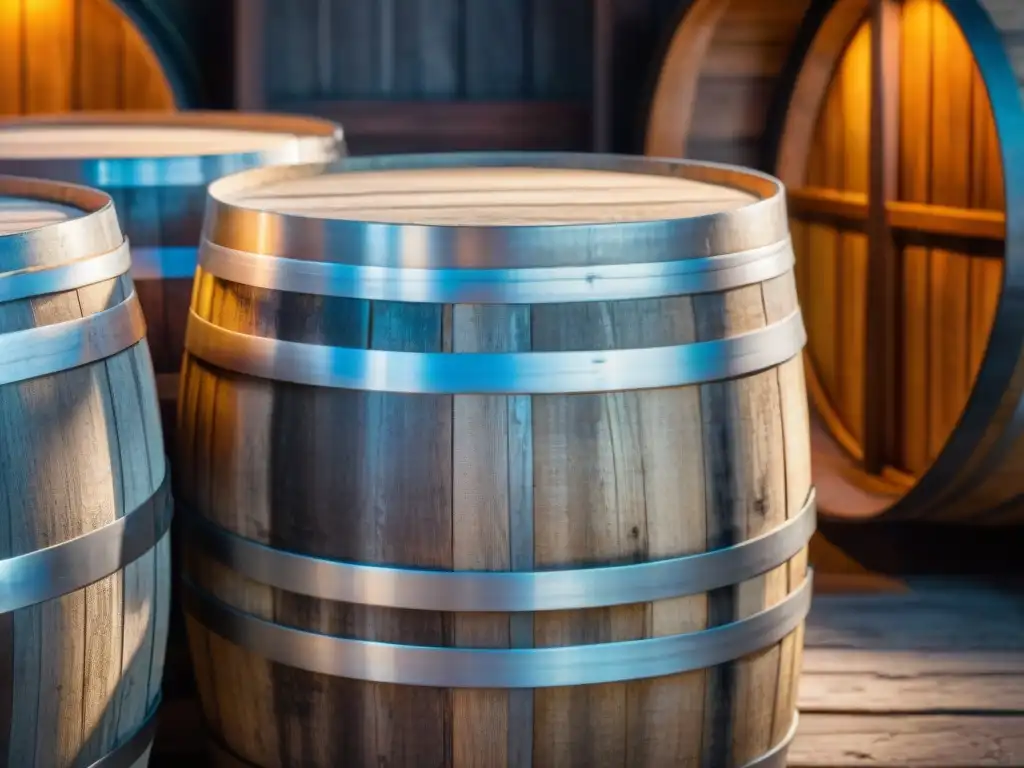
888 200 1006 241
234 0 267 110
788 186 869 223
275 100 593 154
863 0 901 474
788 187 1007 241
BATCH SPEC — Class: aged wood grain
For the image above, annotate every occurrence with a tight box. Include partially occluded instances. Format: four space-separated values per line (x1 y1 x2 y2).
0 0 173 116
790 714 1024 767
0 204 167 767
183 164 806 767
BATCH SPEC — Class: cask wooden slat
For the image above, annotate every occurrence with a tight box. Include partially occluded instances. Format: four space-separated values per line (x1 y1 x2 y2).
0 0 174 117
180 157 810 767
645 0 813 162
77 0 125 110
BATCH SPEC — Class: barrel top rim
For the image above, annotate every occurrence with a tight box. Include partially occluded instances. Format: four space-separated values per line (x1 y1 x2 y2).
0 110 344 161
208 151 787 230
0 174 110 234
203 153 790 268
0 174 122 266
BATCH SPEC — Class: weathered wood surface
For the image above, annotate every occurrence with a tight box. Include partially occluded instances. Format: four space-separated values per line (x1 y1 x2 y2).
792 580 1024 767
181 163 809 767
0 194 169 767
0 0 174 115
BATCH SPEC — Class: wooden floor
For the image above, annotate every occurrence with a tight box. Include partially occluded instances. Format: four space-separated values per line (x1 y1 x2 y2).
150 576 1024 767
794 579 1024 767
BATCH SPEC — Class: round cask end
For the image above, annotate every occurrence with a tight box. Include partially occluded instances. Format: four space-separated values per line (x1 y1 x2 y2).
180 154 815 768
0 175 170 767
0 110 345 445
759 0 1024 525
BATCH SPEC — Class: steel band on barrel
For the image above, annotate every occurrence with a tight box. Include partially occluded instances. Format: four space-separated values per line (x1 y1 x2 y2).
86 694 161 768
0 471 171 614
0 175 122 273
185 572 811 689
197 237 795 304
0 290 147 387
185 489 814 612
0 240 131 303
185 307 806 395
129 246 199 280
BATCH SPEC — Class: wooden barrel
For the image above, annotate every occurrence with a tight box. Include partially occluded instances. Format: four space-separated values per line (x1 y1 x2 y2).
0 110 345 449
178 154 816 768
0 175 171 767
645 0 1024 525
767 0 1024 524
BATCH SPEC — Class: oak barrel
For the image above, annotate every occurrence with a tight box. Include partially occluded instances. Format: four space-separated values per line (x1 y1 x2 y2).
0 176 171 766
645 0 1024 525
0 110 346 447
178 153 816 768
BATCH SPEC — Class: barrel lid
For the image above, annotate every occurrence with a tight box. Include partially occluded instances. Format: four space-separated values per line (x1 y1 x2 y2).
205 152 790 269
0 175 123 272
0 111 344 188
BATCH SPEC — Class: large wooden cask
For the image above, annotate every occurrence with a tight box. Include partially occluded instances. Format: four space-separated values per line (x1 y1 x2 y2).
178 154 816 768
0 176 170 766
0 111 345 446
646 0 1024 525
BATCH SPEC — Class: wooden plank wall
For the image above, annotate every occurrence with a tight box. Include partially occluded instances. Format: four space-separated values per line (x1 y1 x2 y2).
240 0 595 153
791 0 1004 479
0 0 176 115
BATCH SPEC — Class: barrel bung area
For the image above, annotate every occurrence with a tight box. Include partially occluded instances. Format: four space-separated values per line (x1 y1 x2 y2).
650 0 1024 525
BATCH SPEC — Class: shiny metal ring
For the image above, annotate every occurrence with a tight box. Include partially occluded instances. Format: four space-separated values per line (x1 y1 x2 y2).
197 237 795 303
742 712 800 768
0 290 146 386
185 489 814 612
0 240 131 303
185 307 806 394
0 174 122 273
0 471 171 613
205 153 790 270
130 246 199 281
184 572 812 689
86 694 161 768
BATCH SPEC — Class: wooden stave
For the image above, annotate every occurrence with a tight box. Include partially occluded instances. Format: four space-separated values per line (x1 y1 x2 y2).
179 156 813 768
0 179 170 767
